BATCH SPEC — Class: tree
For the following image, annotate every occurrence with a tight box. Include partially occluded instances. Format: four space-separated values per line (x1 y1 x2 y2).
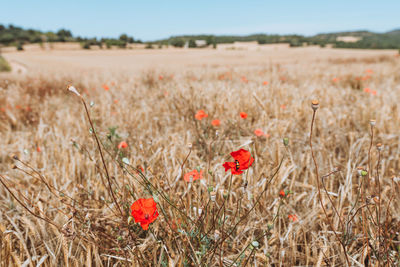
170 38 185 48
188 39 197 48
81 42 90 49
0 33 14 44
17 41 24 51
57 29 72 38
119 34 128 42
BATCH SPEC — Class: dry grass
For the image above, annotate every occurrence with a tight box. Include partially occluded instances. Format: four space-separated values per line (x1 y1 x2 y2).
0 48 400 266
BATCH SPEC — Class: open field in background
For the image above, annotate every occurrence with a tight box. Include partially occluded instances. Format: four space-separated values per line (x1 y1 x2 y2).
0 47 400 266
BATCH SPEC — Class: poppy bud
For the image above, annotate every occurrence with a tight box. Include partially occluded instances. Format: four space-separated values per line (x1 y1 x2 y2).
187 143 192 149
356 166 364 176
311 100 319 111
283 137 289 147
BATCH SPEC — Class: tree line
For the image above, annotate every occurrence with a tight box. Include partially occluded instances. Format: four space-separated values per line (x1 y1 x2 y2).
1 24 399 50
0 24 142 50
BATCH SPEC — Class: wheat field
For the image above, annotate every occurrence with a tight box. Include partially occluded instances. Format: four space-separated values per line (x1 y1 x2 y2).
0 47 399 266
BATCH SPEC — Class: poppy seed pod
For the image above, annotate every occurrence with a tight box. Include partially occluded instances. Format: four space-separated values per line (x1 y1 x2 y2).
214 230 220 240
210 191 216 202
369 119 376 127
332 166 340 172
251 241 259 249
376 143 383 151
311 100 319 111
67 85 81 97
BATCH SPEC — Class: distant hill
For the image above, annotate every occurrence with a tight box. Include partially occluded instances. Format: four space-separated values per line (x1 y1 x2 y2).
1 24 399 50
315 30 400 49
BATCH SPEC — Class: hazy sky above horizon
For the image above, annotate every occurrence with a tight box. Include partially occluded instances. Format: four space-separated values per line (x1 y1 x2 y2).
2 0 399 41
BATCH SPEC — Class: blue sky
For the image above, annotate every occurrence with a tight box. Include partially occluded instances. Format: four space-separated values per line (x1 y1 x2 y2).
1 0 399 41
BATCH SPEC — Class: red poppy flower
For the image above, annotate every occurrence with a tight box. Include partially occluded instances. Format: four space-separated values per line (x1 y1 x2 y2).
184 169 203 182
371 90 377 96
159 75 164 80
280 104 286 110
37 146 41 153
254 128 265 137
364 88 371 93
137 165 144 173
131 198 159 230
241 76 248 83
332 77 339 82
279 190 285 197
288 214 298 222
240 112 248 119
263 81 268 85
223 148 254 175
195 110 208 120
211 119 221 127
102 84 110 91
118 141 128 149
